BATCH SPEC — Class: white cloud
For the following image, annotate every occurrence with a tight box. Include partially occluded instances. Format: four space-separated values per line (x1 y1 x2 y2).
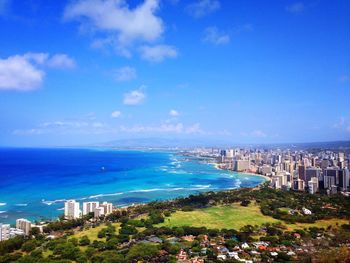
286 2 305 14
203 26 230 45
0 53 76 91
64 0 166 57
169 109 179 117
140 44 177 62
186 0 220 18
0 54 45 91
217 129 232 136
13 120 112 135
123 88 146 105
23 52 49 64
241 130 267 138
13 117 205 136
111 111 122 118
113 66 136 81
251 130 267 138
120 122 203 134
47 54 76 69
333 117 346 128
333 117 350 133
185 123 202 134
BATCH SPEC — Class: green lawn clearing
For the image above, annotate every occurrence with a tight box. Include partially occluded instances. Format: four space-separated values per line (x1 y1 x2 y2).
158 203 279 230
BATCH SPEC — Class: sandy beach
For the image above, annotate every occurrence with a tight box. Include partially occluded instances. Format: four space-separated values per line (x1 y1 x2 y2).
211 162 272 182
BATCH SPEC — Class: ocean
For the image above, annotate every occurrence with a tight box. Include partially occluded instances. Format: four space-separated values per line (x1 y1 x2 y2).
0 148 265 224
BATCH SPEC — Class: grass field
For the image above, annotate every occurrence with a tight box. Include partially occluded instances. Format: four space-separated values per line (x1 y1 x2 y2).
158 203 280 230
157 203 349 231
71 223 121 242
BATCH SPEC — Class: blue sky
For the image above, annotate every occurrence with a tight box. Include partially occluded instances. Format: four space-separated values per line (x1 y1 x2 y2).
0 0 349 146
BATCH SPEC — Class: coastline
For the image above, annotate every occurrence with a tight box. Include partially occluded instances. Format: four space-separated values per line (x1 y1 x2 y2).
212 162 271 183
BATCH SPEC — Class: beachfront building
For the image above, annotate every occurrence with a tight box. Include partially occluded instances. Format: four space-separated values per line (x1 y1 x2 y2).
93 202 113 218
64 200 81 219
260 165 273 176
234 159 250 172
16 218 31 235
93 207 105 218
100 202 113 215
9 228 24 238
0 223 10 241
83 201 99 216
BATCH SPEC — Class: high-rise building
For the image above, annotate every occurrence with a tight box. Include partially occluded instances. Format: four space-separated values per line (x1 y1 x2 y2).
234 160 250 172
321 159 330 169
83 202 99 216
324 168 338 189
226 149 234 159
305 167 322 186
293 179 305 191
64 200 80 219
99 202 113 215
16 218 31 235
260 165 272 175
93 207 105 218
298 165 305 181
338 168 349 191
311 157 317 167
0 224 10 241
308 177 319 194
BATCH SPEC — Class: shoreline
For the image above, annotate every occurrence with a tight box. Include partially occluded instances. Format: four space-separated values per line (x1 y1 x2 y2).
211 162 271 183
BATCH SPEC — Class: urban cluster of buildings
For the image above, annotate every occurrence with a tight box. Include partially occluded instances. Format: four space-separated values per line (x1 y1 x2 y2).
64 200 113 219
0 200 114 241
196 148 350 195
0 218 34 241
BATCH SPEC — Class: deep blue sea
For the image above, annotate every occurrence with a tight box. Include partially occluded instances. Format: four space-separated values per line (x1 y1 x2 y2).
0 148 265 224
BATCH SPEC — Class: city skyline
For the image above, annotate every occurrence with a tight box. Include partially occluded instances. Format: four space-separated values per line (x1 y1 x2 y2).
1 0 350 146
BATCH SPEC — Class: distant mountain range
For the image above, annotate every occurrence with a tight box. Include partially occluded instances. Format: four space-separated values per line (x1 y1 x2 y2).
92 138 350 150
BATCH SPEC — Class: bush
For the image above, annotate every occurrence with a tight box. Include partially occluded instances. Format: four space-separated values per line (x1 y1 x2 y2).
126 243 160 261
21 240 38 252
79 236 90 246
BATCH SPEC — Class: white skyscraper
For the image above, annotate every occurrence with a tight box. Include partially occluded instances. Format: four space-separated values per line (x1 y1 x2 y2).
308 177 319 194
0 224 10 241
83 201 99 215
93 202 113 218
93 206 105 218
16 218 32 235
100 202 113 215
64 200 81 219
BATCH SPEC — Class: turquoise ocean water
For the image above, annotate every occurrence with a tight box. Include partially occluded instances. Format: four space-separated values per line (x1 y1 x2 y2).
0 148 265 224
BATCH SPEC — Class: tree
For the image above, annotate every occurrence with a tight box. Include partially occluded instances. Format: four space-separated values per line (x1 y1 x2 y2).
21 240 38 252
79 236 91 246
99 251 124 263
105 238 119 250
53 242 80 260
126 243 160 261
